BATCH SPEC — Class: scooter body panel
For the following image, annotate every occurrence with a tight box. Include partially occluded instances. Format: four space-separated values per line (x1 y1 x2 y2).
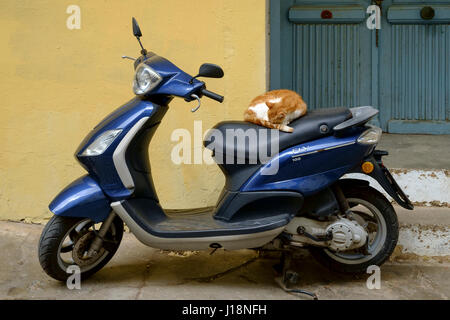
49 175 111 223
136 53 205 98
74 97 162 200
111 200 286 250
48 97 167 223
241 130 371 195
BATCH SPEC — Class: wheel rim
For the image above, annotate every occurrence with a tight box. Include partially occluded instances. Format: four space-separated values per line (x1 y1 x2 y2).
56 218 117 273
324 198 387 264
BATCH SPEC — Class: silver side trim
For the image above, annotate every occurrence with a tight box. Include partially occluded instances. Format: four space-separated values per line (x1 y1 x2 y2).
112 117 149 190
111 201 285 251
323 141 355 151
291 141 356 160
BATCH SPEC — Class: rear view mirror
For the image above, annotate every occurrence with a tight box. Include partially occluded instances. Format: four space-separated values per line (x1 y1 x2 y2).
198 63 224 79
132 17 142 37
132 17 147 56
190 63 224 83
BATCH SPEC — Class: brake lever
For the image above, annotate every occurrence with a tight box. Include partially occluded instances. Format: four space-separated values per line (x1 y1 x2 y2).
190 94 201 112
121 55 136 61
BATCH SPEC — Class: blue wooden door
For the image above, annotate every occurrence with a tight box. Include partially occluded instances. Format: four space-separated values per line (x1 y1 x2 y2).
271 0 450 133
379 0 450 134
270 0 377 120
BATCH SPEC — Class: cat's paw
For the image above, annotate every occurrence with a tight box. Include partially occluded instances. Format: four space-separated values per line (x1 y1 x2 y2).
280 125 294 133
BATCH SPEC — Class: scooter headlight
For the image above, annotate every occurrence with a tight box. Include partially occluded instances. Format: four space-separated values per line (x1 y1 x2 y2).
133 63 162 95
357 126 382 145
80 129 122 156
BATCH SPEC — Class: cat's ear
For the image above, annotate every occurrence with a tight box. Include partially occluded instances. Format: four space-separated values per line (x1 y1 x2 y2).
279 111 287 118
271 110 287 123
266 101 275 108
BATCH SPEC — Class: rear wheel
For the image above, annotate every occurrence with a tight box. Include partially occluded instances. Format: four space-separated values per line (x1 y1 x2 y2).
309 185 398 274
38 215 123 281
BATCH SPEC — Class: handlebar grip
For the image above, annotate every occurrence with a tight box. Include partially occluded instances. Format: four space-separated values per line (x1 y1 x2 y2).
201 89 224 103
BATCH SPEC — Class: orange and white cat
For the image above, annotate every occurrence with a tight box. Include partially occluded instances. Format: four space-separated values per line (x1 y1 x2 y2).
244 89 307 133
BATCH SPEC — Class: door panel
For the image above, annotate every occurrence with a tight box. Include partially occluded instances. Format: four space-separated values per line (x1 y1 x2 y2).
271 0 375 115
292 23 372 110
272 0 450 133
380 0 450 133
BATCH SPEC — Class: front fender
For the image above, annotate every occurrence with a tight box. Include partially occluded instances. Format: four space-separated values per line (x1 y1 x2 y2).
49 175 111 222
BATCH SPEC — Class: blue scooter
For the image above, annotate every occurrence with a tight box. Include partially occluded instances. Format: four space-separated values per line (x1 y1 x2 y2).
39 18 413 283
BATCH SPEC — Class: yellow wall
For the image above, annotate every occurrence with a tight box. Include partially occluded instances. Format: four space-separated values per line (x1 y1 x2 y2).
0 0 268 222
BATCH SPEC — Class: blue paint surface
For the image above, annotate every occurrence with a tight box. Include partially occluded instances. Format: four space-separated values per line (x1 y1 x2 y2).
140 53 205 99
49 175 111 223
241 131 370 195
75 97 158 200
289 5 366 24
388 5 450 24
272 0 450 134
380 9 450 132
388 120 450 134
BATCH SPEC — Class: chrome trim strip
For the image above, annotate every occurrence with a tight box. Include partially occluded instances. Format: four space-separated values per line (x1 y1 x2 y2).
111 201 284 250
112 117 149 190
323 141 355 151
295 150 318 157
292 141 355 158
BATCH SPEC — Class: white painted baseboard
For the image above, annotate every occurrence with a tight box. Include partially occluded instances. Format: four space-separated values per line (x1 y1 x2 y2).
344 169 449 207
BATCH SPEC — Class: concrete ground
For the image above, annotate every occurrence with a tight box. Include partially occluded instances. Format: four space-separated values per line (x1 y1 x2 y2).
0 205 448 300
378 133 450 169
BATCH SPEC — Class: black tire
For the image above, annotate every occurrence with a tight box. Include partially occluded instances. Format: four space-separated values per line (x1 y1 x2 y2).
309 185 398 274
38 215 123 281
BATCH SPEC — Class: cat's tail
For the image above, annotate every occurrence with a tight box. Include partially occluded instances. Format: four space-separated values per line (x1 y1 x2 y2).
247 117 294 133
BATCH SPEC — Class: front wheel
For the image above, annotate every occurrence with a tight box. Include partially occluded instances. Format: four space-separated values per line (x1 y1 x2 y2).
309 185 399 274
38 214 123 281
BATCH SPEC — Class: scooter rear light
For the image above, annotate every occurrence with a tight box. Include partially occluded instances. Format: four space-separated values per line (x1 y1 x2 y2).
357 126 382 145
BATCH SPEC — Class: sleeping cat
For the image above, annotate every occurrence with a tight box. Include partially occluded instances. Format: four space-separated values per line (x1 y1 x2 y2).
244 89 307 133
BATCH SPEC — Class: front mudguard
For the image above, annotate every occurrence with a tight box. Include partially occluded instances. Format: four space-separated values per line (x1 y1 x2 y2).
49 175 111 223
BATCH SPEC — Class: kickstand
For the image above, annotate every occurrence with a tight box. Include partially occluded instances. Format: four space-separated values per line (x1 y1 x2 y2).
274 251 318 300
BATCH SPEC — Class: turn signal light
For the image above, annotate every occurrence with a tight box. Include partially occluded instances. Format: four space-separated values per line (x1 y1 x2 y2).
361 161 374 174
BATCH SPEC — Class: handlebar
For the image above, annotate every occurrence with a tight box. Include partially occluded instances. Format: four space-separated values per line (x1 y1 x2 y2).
201 88 224 103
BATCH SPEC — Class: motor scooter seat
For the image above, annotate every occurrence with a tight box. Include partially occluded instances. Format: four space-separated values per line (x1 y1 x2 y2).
204 107 352 162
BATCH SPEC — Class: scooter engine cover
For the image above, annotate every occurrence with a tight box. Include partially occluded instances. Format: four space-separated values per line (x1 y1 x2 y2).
326 218 367 251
